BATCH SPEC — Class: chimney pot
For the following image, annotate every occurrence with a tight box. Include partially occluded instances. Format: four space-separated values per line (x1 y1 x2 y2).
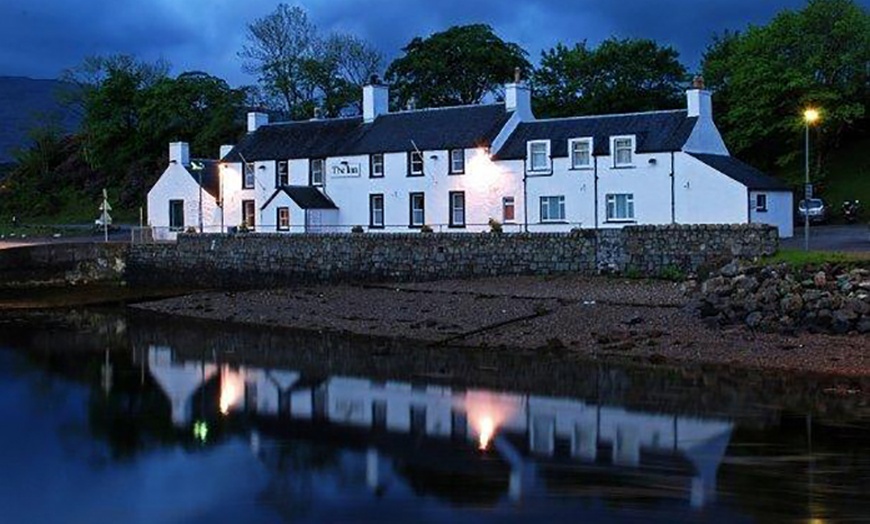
514 67 522 83
692 75 705 90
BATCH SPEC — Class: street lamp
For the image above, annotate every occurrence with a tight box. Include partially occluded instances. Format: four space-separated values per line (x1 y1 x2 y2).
803 108 820 251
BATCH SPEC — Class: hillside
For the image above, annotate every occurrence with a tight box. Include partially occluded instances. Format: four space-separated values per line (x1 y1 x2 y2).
0 76 81 163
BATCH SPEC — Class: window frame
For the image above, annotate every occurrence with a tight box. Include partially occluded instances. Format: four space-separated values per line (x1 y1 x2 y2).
169 199 184 232
409 192 425 228
449 191 466 228
242 199 256 229
502 196 516 223
370 153 384 178
449 149 465 175
243 162 255 189
276 160 289 187
539 195 566 223
310 158 325 186
369 193 385 229
611 136 635 168
527 140 551 173
568 138 593 170
408 151 424 177
605 193 636 223
755 193 768 213
276 206 290 231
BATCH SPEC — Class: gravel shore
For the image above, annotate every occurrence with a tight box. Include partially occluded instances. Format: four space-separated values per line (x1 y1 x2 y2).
132 275 870 376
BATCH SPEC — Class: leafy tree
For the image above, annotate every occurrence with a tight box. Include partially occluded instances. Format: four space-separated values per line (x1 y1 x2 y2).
533 38 687 118
385 24 531 108
702 0 870 175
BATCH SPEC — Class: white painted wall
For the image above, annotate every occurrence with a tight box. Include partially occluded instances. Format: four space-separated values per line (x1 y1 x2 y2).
147 163 220 240
596 150 674 228
674 154 749 226
750 190 794 238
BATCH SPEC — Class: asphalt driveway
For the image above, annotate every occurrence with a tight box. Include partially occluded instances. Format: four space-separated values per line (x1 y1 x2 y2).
781 224 870 252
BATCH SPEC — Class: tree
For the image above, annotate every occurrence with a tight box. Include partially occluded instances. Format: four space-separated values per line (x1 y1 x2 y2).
533 38 687 118
320 33 383 115
385 24 531 108
702 0 870 175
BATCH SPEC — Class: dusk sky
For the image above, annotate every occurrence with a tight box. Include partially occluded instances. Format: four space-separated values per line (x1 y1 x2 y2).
2 0 869 86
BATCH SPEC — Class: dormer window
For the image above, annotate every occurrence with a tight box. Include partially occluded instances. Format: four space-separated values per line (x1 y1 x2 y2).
569 138 593 169
528 140 551 173
408 151 424 176
277 160 288 187
310 158 325 186
449 149 465 174
243 162 255 189
612 136 635 167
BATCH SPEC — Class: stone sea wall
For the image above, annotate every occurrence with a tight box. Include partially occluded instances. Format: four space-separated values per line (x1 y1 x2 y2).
126 224 778 288
0 242 128 288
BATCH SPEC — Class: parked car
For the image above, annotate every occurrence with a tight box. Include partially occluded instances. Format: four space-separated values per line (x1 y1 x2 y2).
797 198 827 223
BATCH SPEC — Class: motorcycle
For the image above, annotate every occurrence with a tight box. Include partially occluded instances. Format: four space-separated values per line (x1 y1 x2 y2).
841 200 862 223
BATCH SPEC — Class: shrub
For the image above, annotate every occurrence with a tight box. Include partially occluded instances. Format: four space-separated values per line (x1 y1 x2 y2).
488 217 503 234
351 225 364 234
420 224 433 233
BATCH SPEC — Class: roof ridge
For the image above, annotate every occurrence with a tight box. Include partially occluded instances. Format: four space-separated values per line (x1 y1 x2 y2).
263 115 362 127
530 109 687 123
385 103 503 115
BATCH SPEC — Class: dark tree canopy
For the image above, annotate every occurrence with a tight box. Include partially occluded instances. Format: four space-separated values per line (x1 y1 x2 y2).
533 38 687 118
702 0 870 175
385 24 531 109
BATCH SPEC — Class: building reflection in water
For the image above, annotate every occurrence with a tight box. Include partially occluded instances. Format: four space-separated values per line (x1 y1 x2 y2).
147 345 733 509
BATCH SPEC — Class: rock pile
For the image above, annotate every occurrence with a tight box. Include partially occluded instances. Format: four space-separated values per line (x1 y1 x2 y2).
694 260 870 335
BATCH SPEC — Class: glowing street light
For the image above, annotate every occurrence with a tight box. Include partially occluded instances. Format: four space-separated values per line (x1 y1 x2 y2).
802 108 821 251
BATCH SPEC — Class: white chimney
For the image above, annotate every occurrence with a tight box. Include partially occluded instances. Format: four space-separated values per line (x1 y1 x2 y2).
505 67 533 120
219 145 234 160
686 75 712 119
169 142 189 166
363 75 389 123
247 112 269 133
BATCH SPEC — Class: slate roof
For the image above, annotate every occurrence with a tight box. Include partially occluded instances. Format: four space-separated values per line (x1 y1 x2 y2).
185 159 220 199
223 104 511 162
689 153 791 191
494 110 697 160
261 185 339 210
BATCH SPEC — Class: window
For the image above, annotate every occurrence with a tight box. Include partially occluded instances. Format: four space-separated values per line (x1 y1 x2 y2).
370 154 384 178
369 194 384 229
310 158 325 186
409 192 425 227
449 149 465 174
606 194 635 222
242 199 256 229
276 207 289 231
408 151 424 176
612 136 634 167
503 196 516 222
243 162 255 189
569 138 592 169
276 161 288 187
169 200 184 231
540 196 565 222
449 191 465 227
528 140 550 172
755 193 768 212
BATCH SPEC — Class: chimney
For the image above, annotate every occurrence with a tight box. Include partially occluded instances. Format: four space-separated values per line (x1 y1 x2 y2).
247 111 269 133
686 75 712 119
219 145 234 160
169 142 190 166
363 75 389 123
505 67 532 120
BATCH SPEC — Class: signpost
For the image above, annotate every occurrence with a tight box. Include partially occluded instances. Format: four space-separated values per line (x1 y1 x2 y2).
99 189 112 243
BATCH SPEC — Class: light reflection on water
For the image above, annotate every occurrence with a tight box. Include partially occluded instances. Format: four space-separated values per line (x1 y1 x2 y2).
1 310 869 523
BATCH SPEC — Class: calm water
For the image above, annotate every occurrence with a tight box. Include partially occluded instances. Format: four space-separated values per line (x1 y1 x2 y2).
1 309 870 523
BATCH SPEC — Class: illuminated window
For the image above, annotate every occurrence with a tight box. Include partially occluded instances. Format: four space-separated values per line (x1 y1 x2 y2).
502 196 515 222
540 196 565 222
569 138 593 169
449 149 465 174
606 193 635 221
276 160 288 186
612 136 634 167
310 158 325 186
370 154 384 178
528 140 550 172
276 207 289 231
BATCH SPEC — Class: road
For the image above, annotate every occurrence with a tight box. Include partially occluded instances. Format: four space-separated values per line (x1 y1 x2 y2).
781 224 869 252
0 226 134 249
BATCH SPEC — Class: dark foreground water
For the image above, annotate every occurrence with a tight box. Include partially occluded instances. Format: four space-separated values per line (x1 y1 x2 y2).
1 309 870 523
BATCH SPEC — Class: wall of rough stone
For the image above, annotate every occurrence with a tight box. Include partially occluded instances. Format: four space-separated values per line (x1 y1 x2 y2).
126 224 777 288
0 242 128 288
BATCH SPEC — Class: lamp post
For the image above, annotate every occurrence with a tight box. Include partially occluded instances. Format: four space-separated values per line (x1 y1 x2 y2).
803 108 820 251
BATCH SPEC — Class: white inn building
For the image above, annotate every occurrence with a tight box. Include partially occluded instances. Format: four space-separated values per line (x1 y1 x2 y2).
147 77 794 239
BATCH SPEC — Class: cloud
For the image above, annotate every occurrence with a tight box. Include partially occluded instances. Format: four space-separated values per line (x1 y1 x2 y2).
0 0 865 84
